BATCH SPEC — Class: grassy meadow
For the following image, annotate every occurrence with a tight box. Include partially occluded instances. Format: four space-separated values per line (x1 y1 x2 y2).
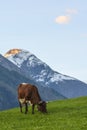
0 97 87 130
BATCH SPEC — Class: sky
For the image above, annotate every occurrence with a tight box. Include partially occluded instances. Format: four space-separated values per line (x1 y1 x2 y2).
0 0 87 83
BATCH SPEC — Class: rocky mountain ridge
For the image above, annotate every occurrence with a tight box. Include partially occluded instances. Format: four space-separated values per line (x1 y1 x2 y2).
4 49 87 98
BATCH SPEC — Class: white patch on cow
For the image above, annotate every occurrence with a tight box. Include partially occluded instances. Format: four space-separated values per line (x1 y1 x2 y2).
29 101 32 106
19 98 25 104
26 100 29 103
22 83 28 85
19 98 33 106
26 100 32 106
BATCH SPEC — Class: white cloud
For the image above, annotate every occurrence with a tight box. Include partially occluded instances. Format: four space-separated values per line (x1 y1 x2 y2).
55 15 71 24
55 8 78 25
66 9 78 14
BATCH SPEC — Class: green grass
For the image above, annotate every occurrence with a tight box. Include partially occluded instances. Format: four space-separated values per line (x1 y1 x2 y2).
0 97 87 130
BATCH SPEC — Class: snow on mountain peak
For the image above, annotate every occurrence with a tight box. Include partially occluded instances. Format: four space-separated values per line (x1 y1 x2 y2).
4 49 22 58
5 49 75 83
50 72 75 82
4 49 32 68
3 48 87 99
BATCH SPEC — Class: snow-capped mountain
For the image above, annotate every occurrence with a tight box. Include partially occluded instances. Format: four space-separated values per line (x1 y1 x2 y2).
0 53 65 110
0 54 20 72
5 49 75 84
5 49 87 98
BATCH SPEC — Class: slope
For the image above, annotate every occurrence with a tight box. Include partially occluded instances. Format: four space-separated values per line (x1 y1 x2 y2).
5 49 87 98
0 64 34 110
0 62 65 110
0 96 87 130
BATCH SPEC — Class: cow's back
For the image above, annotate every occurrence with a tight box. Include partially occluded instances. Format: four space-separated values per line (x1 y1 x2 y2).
18 83 32 98
18 83 41 104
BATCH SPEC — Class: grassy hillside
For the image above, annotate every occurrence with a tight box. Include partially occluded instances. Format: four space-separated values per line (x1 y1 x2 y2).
0 97 87 130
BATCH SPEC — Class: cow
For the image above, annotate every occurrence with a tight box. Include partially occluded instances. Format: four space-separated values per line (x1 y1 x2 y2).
17 83 47 114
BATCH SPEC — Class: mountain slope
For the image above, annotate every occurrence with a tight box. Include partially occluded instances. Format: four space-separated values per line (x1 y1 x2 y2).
0 64 34 110
0 54 65 110
5 49 87 98
0 54 20 72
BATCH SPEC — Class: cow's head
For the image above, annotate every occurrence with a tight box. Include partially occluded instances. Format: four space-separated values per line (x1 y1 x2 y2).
37 101 47 113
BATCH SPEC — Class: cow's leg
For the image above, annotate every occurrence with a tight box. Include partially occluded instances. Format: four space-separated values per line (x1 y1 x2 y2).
19 102 22 113
25 103 28 114
32 104 35 114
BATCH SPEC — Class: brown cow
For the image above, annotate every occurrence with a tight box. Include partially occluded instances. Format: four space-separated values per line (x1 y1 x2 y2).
17 83 47 114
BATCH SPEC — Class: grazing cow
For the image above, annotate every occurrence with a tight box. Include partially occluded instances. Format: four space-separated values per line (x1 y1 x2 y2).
17 83 47 114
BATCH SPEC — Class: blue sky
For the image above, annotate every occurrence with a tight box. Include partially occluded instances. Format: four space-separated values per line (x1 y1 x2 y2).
0 0 87 82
